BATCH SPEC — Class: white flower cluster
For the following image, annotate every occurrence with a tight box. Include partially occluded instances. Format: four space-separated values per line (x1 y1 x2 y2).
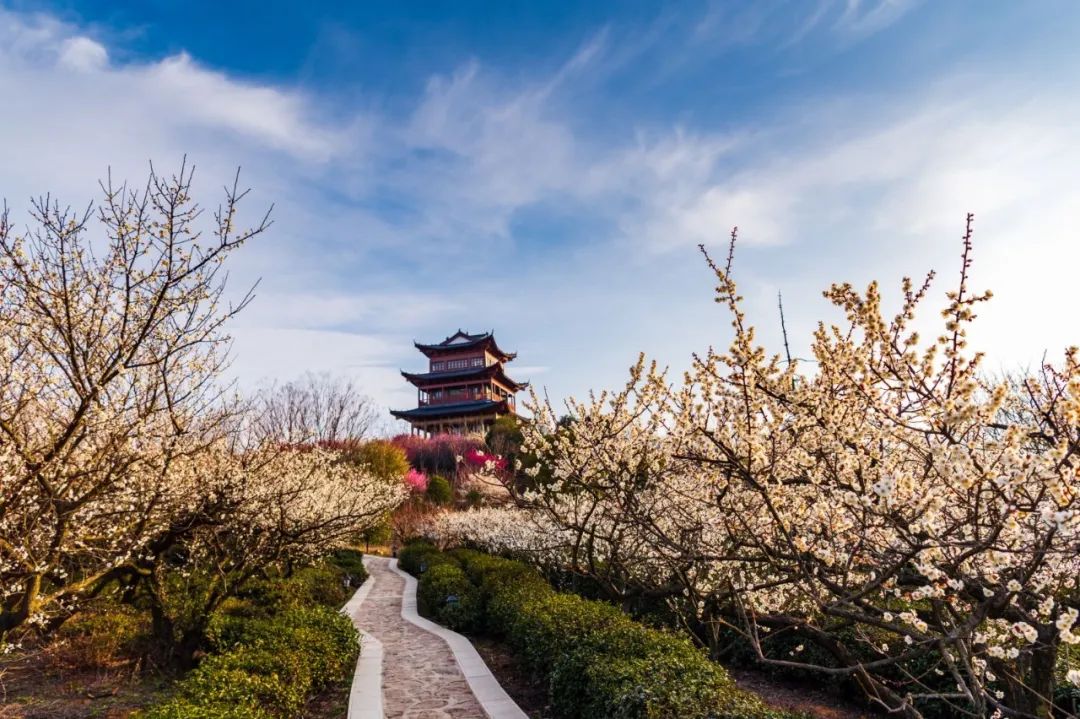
0 167 407 641
426 231 1080 715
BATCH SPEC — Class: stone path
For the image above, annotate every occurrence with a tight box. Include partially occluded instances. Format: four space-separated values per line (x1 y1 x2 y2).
348 556 490 719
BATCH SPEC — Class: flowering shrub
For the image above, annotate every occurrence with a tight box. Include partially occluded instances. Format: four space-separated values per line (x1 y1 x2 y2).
404 469 430 493
416 562 483 632
463 448 508 473
419 507 565 559
428 222 1080 718
390 433 484 478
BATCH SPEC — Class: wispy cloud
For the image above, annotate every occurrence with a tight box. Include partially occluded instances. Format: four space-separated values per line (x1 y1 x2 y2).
0 2 1075 422
835 0 923 38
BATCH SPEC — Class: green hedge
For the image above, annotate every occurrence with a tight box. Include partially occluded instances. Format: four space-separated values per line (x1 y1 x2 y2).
329 548 369 587
405 543 799 719
397 540 444 575
416 562 483 632
138 554 362 719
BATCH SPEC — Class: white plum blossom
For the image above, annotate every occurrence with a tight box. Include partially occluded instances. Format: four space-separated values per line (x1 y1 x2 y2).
430 223 1080 717
0 166 406 641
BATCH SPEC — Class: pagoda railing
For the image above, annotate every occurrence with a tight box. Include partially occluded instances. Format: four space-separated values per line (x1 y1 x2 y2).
418 387 515 406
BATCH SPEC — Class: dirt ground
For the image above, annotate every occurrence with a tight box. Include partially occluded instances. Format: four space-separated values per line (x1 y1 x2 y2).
0 643 165 719
730 668 878 719
471 636 555 718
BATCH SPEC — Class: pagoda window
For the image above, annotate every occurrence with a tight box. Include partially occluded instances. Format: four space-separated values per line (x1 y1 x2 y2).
431 361 446 371
445 356 484 371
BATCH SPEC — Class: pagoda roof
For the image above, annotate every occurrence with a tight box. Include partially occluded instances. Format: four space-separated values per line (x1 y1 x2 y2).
414 330 516 360
401 364 528 391
390 399 511 421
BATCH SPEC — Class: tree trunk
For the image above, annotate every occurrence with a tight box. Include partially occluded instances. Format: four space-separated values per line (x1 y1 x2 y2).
1024 639 1057 719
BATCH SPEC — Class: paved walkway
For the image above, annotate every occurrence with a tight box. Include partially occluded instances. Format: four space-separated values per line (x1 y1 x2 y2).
346 556 514 719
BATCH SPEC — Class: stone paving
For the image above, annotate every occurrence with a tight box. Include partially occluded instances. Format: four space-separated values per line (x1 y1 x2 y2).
354 556 487 718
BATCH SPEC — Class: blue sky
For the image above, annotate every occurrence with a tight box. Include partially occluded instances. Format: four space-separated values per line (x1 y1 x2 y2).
2 1 1079 428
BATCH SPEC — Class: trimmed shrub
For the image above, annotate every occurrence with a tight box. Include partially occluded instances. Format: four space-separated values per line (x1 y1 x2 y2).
139 557 360 719
416 562 482 632
183 649 309 715
138 697 271 719
405 546 799 719
505 592 626 675
448 549 553 635
397 540 440 575
1057 681 1080 718
225 562 349 620
550 622 775 719
328 548 369 587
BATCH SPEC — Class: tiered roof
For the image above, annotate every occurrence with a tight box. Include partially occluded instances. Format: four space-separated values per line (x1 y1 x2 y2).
401 363 528 391
390 398 511 421
413 330 516 361
391 330 525 428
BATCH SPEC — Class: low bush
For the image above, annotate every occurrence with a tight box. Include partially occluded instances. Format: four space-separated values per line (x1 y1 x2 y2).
406 543 798 719
426 475 454 505
227 563 350 620
139 554 361 719
55 604 151 669
397 540 450 575
328 547 369 587
1057 682 1080 718
416 562 482 632
550 622 774 719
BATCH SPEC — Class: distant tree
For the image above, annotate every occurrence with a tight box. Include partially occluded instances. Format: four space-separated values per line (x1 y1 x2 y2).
254 372 378 443
485 415 523 465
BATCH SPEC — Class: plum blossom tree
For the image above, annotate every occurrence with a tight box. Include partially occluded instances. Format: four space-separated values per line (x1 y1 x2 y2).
0 163 407 650
433 219 1080 719
0 161 266 641
669 220 1080 717
130 439 406 661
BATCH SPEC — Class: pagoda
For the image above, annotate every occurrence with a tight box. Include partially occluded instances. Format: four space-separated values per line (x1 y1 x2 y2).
390 330 528 436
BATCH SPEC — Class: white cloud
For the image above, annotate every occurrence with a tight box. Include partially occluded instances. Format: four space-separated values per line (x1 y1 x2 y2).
139 53 341 160
0 8 391 399
836 0 923 38
228 327 412 414
0 3 1075 417
0 9 342 175
400 62 579 238
671 88 1080 371
58 36 107 71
